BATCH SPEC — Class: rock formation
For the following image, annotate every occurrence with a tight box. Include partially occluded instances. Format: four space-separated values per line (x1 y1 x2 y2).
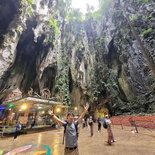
0 0 155 116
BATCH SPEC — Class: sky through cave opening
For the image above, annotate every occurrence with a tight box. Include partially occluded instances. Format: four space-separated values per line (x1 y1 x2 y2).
71 0 99 14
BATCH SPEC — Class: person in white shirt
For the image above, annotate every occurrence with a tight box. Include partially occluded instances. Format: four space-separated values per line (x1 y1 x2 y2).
105 115 116 145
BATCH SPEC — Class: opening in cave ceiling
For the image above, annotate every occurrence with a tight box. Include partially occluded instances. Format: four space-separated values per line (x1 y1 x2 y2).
71 0 99 14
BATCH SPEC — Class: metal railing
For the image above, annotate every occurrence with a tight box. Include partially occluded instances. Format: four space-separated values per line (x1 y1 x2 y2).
0 126 6 137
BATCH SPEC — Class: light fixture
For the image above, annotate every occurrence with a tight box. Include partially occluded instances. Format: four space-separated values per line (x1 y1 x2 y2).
56 107 61 113
21 105 27 110
9 104 14 108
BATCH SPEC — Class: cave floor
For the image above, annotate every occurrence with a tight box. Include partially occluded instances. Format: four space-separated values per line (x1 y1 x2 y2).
0 124 154 155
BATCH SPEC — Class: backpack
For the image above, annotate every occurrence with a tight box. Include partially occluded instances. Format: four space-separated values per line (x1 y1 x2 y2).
62 121 79 144
16 124 22 131
103 120 108 129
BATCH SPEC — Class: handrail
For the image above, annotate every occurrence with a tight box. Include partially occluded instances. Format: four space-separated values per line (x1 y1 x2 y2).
0 126 6 137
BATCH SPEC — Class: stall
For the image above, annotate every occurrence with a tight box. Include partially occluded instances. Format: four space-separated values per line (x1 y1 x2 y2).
0 97 69 127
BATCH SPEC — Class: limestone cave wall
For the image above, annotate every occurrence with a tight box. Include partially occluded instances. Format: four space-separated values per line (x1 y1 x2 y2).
0 0 155 116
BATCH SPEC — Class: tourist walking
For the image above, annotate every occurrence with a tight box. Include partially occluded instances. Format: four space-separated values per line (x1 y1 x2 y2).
104 115 116 145
97 116 102 132
30 119 36 128
14 121 22 140
88 116 94 137
82 118 85 128
48 104 89 155
85 117 87 126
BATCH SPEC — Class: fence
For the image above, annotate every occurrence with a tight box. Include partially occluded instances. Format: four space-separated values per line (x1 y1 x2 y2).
0 126 6 137
111 116 155 133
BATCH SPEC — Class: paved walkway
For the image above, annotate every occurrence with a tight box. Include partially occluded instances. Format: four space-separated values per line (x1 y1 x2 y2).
0 124 155 155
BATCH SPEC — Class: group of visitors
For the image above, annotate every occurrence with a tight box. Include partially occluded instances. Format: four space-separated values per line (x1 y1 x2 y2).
48 104 115 155
13 104 115 155
87 115 115 144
